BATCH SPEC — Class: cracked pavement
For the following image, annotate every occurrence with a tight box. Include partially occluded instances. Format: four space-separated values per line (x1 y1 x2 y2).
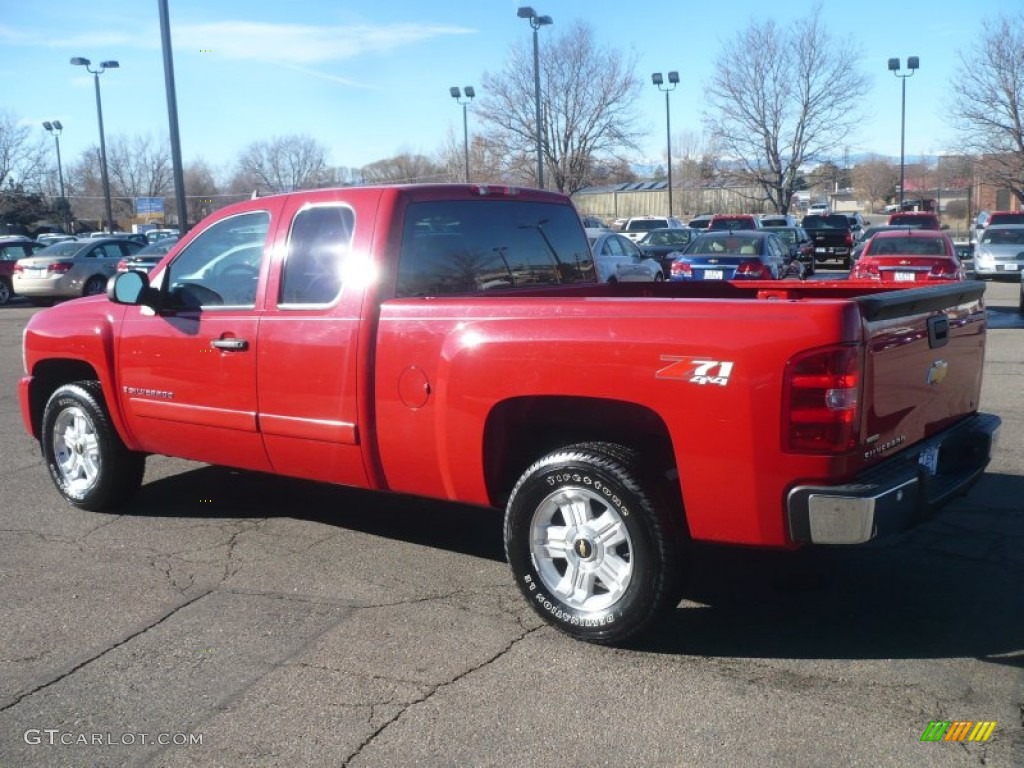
0 282 1022 767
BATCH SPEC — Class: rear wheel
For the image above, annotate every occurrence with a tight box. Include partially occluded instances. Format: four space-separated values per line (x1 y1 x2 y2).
83 275 107 296
504 442 681 644
41 381 145 511
0 278 11 305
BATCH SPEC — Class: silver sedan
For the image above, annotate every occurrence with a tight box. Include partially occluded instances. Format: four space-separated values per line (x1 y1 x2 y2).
13 238 143 305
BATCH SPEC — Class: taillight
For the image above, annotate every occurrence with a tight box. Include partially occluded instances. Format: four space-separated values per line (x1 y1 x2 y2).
844 232 854 247
851 262 880 280
116 259 128 272
929 262 959 279
671 261 692 278
13 263 23 274
736 262 768 278
48 262 73 274
783 344 862 454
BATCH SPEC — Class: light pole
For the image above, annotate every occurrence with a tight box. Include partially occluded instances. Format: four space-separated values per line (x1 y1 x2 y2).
449 86 476 183
517 6 552 189
651 71 679 218
71 57 118 232
42 120 69 231
887 56 919 208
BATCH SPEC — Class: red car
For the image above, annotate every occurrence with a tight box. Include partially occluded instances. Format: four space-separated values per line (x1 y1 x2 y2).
850 230 965 282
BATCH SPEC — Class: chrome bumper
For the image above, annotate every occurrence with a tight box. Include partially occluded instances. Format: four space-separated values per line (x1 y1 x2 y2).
787 413 1001 544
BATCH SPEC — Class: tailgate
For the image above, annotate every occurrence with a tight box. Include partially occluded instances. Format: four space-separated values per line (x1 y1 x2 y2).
857 282 987 465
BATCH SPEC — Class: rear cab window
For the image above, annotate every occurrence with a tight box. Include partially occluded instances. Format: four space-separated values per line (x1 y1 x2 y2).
395 200 595 297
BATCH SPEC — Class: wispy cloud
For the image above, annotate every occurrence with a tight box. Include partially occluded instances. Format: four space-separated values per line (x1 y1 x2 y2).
175 21 474 65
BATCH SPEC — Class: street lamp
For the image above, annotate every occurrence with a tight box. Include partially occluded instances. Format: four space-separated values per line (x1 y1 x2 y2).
651 71 679 218
42 120 69 231
449 86 476 183
71 56 119 232
517 6 552 189
888 56 919 208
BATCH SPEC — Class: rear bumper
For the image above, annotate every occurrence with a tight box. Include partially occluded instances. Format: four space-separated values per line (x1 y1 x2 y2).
786 413 1001 544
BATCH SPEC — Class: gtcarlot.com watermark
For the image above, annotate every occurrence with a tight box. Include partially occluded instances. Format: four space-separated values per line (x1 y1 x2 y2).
24 729 203 747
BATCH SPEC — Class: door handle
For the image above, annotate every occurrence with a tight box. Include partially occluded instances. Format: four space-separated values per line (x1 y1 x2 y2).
210 338 249 351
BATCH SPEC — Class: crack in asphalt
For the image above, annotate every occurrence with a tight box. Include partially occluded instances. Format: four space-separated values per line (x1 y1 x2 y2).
340 624 544 767
0 590 213 713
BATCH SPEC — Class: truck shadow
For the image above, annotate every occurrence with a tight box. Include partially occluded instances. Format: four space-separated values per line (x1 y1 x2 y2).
127 465 1023 664
644 471 1024 665
128 463 506 562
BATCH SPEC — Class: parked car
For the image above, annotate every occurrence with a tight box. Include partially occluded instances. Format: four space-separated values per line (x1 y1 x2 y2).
145 228 180 243
115 237 180 273
851 225 916 261
587 231 664 282
687 213 713 229
707 214 762 231
971 224 1024 278
887 211 940 229
0 236 44 305
12 237 143 304
807 202 830 215
843 212 866 240
759 214 798 228
849 230 964 283
1019 269 1023 314
636 227 699 273
768 226 816 276
620 216 685 243
669 230 798 281
35 233 77 246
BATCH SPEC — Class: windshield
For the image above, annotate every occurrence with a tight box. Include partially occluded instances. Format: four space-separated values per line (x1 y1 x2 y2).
981 228 1024 245
686 234 762 255
626 219 667 232
802 215 849 228
868 237 946 256
37 241 82 257
642 230 689 246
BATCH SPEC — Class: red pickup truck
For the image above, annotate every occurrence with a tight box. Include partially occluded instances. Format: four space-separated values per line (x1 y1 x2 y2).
18 184 1000 644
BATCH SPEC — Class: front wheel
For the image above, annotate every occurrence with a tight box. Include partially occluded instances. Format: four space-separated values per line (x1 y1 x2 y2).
41 381 145 511
504 442 680 644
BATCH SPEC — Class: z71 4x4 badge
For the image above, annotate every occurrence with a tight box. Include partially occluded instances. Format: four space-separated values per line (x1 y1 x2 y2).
656 356 735 386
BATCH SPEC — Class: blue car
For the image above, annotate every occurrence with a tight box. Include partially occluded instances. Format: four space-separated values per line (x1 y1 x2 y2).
669 230 800 281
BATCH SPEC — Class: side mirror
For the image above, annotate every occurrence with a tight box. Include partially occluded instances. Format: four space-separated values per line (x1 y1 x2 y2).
108 270 155 307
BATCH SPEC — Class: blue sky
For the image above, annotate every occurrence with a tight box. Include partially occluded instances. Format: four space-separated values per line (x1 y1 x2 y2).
1 0 1021 178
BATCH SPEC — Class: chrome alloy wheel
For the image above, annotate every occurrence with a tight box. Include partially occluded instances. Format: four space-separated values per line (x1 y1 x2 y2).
529 487 634 611
52 405 101 494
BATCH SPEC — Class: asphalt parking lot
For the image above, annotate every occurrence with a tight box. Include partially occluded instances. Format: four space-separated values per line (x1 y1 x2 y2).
0 277 1021 767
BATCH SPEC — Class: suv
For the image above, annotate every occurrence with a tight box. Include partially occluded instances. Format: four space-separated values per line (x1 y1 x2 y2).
0 236 44 305
887 211 940 229
621 216 685 242
707 214 762 231
808 202 830 215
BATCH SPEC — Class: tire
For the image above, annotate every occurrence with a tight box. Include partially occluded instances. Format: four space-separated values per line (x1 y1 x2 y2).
0 278 12 306
504 442 680 644
654 272 664 282
83 275 107 296
40 381 145 511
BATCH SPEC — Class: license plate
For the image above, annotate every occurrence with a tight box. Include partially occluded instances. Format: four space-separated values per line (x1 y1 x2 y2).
815 247 828 253
27 268 47 278
894 272 916 282
918 445 939 475
1004 263 1019 271
703 269 724 280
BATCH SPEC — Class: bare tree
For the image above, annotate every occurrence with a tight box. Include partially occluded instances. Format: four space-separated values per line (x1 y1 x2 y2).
361 152 446 184
950 13 1024 205
702 5 869 213
180 159 220 225
235 134 330 194
0 111 49 192
106 134 173 199
477 20 643 194
853 155 899 211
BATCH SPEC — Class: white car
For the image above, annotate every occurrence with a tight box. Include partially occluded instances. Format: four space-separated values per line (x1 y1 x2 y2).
807 202 830 215
620 216 685 243
972 224 1024 277
587 232 663 282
